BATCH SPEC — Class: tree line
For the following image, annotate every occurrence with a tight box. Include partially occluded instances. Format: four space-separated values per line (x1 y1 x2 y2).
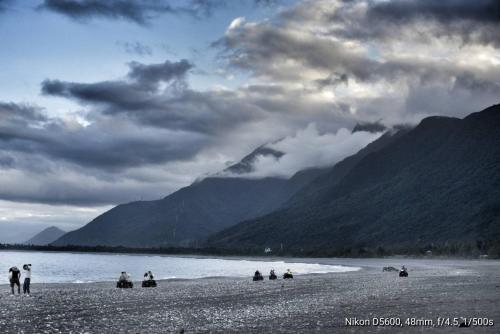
1 238 499 258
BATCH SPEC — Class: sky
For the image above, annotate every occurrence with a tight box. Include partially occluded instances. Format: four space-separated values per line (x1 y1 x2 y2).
1 0 499 242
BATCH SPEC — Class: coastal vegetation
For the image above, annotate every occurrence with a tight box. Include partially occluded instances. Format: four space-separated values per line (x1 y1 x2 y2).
4 237 500 259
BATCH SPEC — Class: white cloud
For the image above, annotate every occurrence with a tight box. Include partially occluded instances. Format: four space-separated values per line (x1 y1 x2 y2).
227 17 246 33
226 124 383 178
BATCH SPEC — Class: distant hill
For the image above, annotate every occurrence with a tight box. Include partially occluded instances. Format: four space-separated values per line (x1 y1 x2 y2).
25 226 66 246
208 105 500 251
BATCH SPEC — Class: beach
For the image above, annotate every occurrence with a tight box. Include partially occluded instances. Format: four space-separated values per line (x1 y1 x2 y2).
0 258 499 333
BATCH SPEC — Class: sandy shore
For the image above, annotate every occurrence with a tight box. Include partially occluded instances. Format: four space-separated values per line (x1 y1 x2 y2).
0 258 499 333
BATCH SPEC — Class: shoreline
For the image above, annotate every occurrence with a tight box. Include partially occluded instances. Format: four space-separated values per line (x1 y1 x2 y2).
0 250 364 285
1 250 498 285
1 258 499 333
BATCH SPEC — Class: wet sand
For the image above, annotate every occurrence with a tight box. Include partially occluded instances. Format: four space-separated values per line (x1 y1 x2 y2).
0 258 499 333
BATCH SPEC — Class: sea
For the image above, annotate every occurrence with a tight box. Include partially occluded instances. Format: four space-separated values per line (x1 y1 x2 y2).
0 250 360 283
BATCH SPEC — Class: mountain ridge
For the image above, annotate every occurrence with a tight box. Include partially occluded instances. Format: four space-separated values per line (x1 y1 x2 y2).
52 126 390 247
208 104 500 251
52 158 330 247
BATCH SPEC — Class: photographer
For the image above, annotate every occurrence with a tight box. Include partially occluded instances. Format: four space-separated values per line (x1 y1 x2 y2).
23 264 32 295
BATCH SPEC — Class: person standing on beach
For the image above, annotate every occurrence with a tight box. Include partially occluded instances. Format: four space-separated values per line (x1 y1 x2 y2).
9 266 21 295
23 264 31 295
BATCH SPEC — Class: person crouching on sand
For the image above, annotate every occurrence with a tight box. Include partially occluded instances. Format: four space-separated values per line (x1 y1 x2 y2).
119 272 129 282
9 266 21 295
23 264 31 295
143 271 154 281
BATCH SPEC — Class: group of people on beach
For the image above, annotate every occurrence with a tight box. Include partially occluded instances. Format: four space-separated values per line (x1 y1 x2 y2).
253 268 293 281
117 270 157 288
7 266 297 292
8 264 31 295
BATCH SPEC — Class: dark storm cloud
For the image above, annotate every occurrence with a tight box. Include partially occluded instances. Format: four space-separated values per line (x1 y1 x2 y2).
41 0 176 25
330 0 500 46
43 124 204 169
0 103 49 143
42 59 193 108
452 72 500 93
315 73 349 90
0 162 185 205
367 0 500 25
1 118 206 171
0 102 47 124
0 154 14 168
40 0 272 24
0 99 212 206
128 59 193 85
351 121 386 134
42 59 261 134
0 105 215 207
44 83 260 133
42 79 153 111
43 79 157 109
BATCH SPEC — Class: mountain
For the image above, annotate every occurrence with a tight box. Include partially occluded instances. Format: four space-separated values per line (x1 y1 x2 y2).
52 149 328 247
284 126 411 207
208 105 500 251
25 226 66 245
223 145 284 175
